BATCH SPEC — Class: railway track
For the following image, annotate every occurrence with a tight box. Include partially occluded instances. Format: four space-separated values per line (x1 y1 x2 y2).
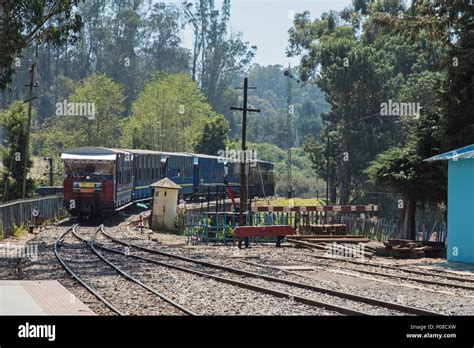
96 227 441 316
293 253 474 291
54 224 123 315
54 224 196 316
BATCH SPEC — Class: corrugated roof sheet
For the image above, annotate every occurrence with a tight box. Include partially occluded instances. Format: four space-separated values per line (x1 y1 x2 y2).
425 144 474 161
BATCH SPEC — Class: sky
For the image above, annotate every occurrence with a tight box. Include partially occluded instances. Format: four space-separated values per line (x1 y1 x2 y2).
172 0 352 67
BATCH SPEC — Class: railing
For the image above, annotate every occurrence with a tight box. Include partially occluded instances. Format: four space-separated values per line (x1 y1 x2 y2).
182 205 379 245
346 216 447 243
0 195 67 239
181 204 446 245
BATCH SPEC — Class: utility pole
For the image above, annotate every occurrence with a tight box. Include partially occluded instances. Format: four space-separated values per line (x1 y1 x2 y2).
44 157 53 186
231 78 260 226
325 133 330 224
284 63 299 198
22 63 37 199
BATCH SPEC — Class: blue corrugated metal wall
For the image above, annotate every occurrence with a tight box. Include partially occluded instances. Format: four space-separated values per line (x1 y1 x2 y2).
447 159 474 264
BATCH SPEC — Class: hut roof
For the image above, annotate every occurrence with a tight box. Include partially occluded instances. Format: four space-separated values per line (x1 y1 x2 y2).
150 177 181 189
425 144 474 161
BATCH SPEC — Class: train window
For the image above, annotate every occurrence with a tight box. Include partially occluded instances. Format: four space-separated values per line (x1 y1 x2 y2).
140 157 144 180
146 157 149 180
144 156 147 180
152 156 155 179
148 156 151 180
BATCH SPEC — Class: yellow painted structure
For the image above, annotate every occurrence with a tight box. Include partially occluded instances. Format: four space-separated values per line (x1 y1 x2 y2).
150 178 181 232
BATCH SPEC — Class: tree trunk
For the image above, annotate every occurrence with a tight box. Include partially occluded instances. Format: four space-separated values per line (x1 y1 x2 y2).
330 178 337 205
339 141 350 205
398 195 417 240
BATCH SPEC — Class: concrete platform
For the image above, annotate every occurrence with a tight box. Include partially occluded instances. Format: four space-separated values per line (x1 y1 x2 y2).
0 280 95 315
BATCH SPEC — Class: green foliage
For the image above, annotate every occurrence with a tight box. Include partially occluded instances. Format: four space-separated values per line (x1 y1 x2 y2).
183 0 255 109
367 0 474 149
289 2 452 209
123 73 220 152
0 101 34 201
233 142 323 198
365 145 421 195
13 223 27 238
231 64 328 147
33 74 125 160
193 115 229 155
0 0 82 89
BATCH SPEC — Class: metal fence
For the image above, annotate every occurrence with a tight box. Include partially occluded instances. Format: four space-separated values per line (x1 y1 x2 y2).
182 205 379 245
181 204 446 245
345 216 447 243
0 195 67 239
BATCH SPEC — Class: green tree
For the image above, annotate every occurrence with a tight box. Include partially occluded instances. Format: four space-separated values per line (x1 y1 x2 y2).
289 2 449 209
365 141 445 239
193 115 229 155
0 0 82 89
370 0 474 151
183 0 255 108
0 101 34 201
34 73 125 157
237 64 327 148
288 11 398 204
123 73 221 152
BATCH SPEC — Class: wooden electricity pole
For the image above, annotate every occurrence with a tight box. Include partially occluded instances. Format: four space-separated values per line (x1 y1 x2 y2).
231 78 260 226
22 63 37 199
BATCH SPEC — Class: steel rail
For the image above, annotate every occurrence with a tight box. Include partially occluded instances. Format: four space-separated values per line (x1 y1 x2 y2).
294 255 474 291
95 242 367 316
100 229 441 316
77 226 197 316
54 224 125 315
302 253 474 284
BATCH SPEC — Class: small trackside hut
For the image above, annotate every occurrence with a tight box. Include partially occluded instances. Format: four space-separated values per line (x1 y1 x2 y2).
150 178 181 232
426 144 474 264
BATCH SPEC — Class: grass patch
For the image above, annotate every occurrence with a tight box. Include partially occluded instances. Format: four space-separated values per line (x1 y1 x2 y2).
13 224 28 238
252 197 323 207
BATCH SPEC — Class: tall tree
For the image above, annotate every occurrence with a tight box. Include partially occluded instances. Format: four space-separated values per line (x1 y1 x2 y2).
34 73 125 158
0 101 34 201
123 73 222 152
371 0 474 151
0 0 82 90
288 10 398 204
183 0 256 108
193 115 229 155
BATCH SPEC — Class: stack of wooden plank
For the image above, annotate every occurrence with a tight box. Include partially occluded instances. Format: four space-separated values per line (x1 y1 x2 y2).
376 239 446 259
287 234 374 258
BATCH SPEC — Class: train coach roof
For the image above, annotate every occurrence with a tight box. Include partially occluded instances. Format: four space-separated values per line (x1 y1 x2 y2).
61 147 128 161
121 149 162 155
160 151 193 157
61 147 273 165
188 152 273 165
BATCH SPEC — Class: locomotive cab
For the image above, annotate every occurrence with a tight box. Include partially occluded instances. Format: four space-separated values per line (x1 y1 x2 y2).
61 147 124 218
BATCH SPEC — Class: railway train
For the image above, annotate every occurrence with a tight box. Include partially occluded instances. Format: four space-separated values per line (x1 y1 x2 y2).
61 147 275 217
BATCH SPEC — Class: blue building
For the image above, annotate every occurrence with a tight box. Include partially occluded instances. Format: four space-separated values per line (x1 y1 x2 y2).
426 144 474 264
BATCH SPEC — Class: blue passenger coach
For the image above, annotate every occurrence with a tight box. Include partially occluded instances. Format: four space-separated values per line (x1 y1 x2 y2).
62 147 275 216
